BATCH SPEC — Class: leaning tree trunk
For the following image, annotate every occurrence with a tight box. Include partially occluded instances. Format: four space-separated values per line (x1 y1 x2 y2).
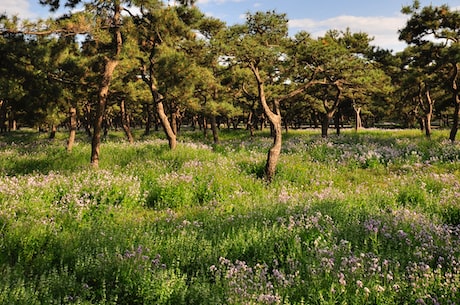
141 62 177 149
67 107 77 152
251 64 282 182
90 3 122 167
120 99 134 144
91 59 119 167
250 64 323 182
157 101 176 150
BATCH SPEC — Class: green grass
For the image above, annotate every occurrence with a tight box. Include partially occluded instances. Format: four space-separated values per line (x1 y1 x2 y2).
1 128 460 304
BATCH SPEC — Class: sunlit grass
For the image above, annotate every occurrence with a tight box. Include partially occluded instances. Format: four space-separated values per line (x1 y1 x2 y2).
0 128 460 304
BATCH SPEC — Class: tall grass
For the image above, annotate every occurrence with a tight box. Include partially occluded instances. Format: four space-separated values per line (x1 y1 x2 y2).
0 128 460 304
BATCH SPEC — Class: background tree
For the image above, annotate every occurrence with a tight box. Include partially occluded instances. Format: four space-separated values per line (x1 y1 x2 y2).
300 30 391 137
400 1 460 141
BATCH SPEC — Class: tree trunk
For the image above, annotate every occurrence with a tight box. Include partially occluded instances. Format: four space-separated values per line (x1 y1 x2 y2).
202 116 208 138
335 110 341 136
247 111 255 137
354 106 362 131
120 99 134 143
210 114 219 144
67 107 77 152
417 83 434 138
424 113 432 138
171 107 179 136
83 103 92 137
49 124 56 140
251 64 281 182
91 59 119 167
265 116 282 182
0 100 6 133
144 102 154 136
424 90 433 138
157 101 176 149
8 111 16 131
321 111 334 138
321 85 342 138
90 3 122 167
449 63 460 142
450 100 460 142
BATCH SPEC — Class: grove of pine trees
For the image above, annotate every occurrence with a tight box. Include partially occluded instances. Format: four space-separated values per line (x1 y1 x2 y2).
0 0 459 179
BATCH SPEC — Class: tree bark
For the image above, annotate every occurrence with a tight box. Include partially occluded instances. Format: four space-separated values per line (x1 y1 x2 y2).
67 107 77 152
90 3 122 167
171 106 179 136
83 103 92 137
157 100 177 149
335 109 341 135
250 64 282 181
202 116 208 138
140 58 177 149
49 124 56 140
210 114 219 144
321 84 342 138
0 100 7 133
91 59 119 167
415 83 434 138
120 99 134 143
321 111 334 138
354 105 362 131
423 89 433 138
449 63 460 142
144 102 154 136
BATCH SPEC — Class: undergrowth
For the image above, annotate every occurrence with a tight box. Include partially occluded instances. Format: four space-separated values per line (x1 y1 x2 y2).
0 128 460 304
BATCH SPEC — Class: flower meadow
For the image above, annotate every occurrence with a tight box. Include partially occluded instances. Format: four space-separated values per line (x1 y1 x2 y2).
1 129 460 304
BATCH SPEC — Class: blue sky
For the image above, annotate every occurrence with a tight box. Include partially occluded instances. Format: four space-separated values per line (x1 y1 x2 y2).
2 0 460 51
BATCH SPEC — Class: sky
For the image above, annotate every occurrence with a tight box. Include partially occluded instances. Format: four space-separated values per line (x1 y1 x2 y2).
2 0 460 52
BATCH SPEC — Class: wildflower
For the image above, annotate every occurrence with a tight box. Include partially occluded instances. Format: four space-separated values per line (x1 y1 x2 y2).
338 273 346 286
375 285 385 293
356 280 363 288
364 219 380 233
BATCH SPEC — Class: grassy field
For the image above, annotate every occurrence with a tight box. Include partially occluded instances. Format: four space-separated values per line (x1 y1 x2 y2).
1 128 460 304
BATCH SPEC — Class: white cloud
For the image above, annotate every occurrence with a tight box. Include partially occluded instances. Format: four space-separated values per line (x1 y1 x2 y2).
289 14 408 51
0 0 36 19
